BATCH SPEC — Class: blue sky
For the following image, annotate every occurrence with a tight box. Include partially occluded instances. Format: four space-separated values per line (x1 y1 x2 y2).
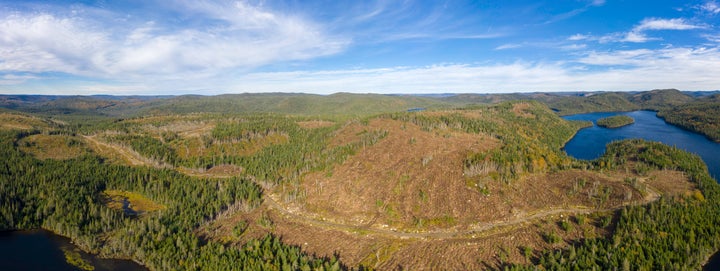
1 0 720 95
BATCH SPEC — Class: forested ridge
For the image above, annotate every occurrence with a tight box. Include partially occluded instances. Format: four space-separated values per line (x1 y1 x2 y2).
657 96 720 142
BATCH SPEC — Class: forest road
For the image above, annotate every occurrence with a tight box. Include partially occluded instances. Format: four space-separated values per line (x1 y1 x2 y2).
262 184 659 240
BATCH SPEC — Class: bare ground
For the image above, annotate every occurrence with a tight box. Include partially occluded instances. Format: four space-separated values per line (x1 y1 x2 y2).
298 118 500 230
83 135 148 166
202 170 674 270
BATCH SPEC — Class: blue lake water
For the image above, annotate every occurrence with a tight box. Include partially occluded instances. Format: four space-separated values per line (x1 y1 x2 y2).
0 230 145 271
563 110 719 181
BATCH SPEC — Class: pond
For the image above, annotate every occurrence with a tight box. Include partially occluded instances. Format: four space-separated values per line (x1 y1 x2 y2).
0 230 145 271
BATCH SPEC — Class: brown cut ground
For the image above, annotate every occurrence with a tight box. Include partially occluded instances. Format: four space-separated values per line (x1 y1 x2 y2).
297 118 499 230
174 133 288 159
204 167 692 270
512 102 535 118
644 170 696 195
327 119 371 147
83 135 151 167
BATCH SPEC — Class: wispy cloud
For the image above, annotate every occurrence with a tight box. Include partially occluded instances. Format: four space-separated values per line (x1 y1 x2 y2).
634 18 704 31
699 1 720 14
568 34 590 41
561 44 587 50
703 34 720 42
0 1 347 79
495 44 522 50
598 18 705 43
621 32 656 43
0 74 39 85
543 0 606 25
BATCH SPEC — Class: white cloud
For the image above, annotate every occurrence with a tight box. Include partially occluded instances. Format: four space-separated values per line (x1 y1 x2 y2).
495 44 522 50
599 18 704 43
561 44 587 50
219 46 720 93
622 31 654 43
578 49 655 66
568 34 589 41
0 2 347 79
6 45 720 94
92 46 720 94
0 14 107 74
700 1 720 14
634 18 703 31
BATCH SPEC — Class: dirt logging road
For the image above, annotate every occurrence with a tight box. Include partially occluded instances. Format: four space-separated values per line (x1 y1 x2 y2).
262 184 659 240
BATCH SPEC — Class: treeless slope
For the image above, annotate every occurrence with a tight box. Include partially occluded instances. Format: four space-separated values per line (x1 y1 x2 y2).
299 118 499 230
0 112 49 130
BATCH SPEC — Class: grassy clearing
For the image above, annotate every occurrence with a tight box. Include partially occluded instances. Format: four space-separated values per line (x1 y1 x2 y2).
0 113 48 130
18 134 86 160
103 190 166 214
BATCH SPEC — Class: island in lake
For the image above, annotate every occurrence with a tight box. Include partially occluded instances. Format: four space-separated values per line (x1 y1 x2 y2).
597 115 635 128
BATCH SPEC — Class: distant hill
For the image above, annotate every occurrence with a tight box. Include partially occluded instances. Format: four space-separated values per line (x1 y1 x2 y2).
0 93 452 118
144 92 453 116
541 92 639 115
683 90 720 97
1 89 718 121
629 89 693 110
657 97 720 142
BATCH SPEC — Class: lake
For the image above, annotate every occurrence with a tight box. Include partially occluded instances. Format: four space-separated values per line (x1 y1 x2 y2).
563 110 719 181
0 230 145 271
563 110 720 270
